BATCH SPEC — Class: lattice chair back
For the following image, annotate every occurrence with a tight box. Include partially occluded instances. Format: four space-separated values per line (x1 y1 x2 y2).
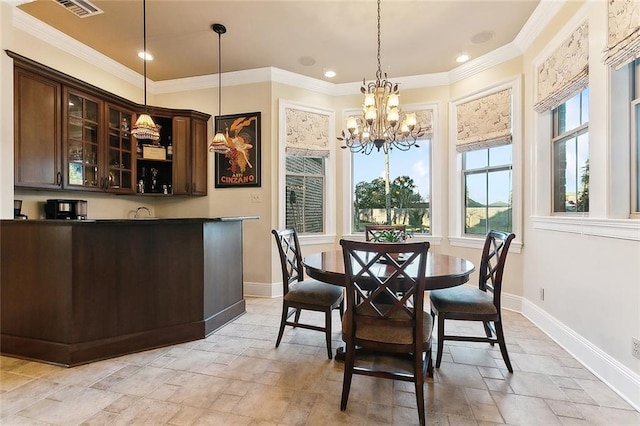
364 224 407 242
271 228 304 294
479 230 516 311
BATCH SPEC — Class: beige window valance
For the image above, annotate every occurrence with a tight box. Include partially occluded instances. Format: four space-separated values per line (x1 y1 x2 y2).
534 22 589 113
456 88 512 153
603 0 640 70
412 109 434 138
285 107 331 157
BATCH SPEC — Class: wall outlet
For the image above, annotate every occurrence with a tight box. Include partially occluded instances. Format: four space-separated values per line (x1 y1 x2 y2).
250 193 261 203
633 337 640 360
539 288 545 301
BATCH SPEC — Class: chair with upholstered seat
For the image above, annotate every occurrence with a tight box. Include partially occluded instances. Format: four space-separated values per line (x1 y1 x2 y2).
365 224 407 242
339 239 432 425
271 228 344 359
430 230 516 372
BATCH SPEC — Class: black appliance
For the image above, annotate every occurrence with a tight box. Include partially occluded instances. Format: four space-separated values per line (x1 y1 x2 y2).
44 199 88 220
14 200 28 220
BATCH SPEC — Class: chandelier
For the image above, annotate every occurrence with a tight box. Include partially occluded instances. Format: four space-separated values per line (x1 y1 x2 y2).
339 0 424 155
209 23 229 153
131 0 160 141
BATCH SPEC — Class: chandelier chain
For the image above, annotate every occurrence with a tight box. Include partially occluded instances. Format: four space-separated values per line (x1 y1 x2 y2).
376 0 382 80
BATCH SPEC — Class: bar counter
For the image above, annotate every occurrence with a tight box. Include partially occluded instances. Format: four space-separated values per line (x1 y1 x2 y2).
0 217 257 366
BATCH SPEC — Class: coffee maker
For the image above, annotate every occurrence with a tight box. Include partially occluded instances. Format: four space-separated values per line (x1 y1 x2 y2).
44 199 88 220
14 200 28 220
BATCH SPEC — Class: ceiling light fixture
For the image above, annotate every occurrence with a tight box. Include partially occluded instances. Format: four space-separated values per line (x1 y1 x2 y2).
209 23 229 153
131 0 159 142
338 0 424 154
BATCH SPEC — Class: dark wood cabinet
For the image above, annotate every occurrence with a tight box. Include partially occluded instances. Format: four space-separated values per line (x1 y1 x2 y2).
13 66 62 189
9 51 210 196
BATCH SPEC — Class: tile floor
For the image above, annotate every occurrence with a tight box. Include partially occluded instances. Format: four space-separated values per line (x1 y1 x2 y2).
1 297 638 425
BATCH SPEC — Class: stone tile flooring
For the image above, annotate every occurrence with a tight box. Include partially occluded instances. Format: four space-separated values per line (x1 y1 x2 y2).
1 297 638 425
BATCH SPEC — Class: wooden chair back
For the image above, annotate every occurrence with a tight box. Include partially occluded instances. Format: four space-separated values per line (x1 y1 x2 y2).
271 228 304 295
340 239 430 353
479 230 516 311
364 224 407 242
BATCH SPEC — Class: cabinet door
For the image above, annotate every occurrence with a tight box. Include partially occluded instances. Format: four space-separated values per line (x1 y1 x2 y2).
190 118 208 195
105 105 135 194
14 67 62 189
172 116 191 195
63 88 103 191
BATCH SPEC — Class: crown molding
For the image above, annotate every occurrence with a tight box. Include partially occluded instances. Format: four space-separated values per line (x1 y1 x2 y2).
514 0 567 52
12 0 563 96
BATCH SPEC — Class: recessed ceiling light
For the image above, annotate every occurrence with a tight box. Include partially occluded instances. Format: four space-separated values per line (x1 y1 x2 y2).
324 69 336 78
456 53 470 63
138 51 154 61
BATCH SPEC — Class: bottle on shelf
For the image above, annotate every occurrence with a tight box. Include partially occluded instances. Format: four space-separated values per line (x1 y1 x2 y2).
166 136 173 160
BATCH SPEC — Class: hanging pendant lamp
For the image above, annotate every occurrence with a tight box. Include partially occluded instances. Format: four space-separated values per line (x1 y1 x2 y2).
209 23 229 153
131 0 159 141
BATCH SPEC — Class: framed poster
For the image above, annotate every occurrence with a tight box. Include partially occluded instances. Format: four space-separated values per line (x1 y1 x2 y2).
214 112 261 188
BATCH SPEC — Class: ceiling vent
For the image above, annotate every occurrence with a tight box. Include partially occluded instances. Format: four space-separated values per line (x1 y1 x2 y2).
53 0 103 18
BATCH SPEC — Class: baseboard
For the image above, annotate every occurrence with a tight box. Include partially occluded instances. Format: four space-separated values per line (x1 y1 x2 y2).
244 281 281 298
520 296 640 411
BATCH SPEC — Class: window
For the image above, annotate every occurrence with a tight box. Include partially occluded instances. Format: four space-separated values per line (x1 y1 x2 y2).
285 156 324 233
552 88 589 213
463 145 513 235
351 139 431 234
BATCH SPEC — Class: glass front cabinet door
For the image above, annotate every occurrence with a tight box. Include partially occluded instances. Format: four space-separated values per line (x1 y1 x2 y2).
63 88 135 193
106 104 135 193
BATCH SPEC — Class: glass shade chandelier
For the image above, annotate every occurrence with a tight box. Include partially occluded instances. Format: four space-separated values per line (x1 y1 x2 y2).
209 23 229 153
339 0 424 155
131 0 160 141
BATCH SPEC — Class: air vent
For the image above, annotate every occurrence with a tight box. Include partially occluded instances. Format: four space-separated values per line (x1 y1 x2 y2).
53 0 103 18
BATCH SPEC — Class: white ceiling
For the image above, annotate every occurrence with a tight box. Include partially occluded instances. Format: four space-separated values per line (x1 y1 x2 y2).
18 0 540 84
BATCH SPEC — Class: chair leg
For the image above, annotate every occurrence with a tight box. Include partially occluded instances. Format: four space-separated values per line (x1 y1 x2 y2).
338 300 344 321
275 304 289 348
294 308 301 325
325 309 333 360
340 341 355 411
426 342 434 378
483 321 493 344
415 351 426 426
495 319 513 373
436 314 445 368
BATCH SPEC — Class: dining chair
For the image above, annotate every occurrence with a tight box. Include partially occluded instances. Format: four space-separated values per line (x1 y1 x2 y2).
364 224 407 242
271 228 344 359
339 239 432 426
430 230 516 372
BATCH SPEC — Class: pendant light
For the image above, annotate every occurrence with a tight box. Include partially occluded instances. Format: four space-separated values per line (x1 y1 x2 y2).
131 0 160 141
209 23 230 153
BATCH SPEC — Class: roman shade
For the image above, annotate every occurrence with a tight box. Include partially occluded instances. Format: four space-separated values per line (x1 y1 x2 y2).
285 107 330 157
456 88 512 153
413 109 434 139
603 0 640 69
534 23 589 113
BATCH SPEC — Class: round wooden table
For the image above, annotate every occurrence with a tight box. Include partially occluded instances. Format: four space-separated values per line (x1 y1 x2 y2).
303 250 476 290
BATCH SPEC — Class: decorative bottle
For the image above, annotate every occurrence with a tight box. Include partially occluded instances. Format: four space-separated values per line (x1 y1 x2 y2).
166 136 173 160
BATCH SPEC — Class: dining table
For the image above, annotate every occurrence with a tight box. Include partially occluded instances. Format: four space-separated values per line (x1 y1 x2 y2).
303 249 475 290
303 249 476 360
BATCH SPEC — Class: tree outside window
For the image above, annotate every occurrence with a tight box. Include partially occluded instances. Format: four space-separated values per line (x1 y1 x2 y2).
352 140 431 234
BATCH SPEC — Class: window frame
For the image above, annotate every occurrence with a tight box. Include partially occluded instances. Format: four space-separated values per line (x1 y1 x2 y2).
284 156 326 233
462 147 514 236
550 89 589 215
449 77 523 252
341 102 441 245
278 100 335 244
